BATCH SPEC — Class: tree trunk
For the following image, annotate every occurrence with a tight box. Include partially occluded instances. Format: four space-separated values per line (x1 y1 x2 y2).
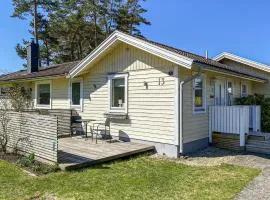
34 0 38 44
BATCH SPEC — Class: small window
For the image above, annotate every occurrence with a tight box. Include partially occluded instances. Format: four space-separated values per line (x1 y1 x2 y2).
193 77 205 112
37 83 50 105
227 81 233 106
227 82 233 94
241 84 248 97
108 74 128 113
72 82 81 106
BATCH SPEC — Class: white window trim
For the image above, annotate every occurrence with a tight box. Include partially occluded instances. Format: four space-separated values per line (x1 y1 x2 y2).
108 73 128 114
192 75 206 114
69 78 83 111
35 80 52 109
241 82 248 97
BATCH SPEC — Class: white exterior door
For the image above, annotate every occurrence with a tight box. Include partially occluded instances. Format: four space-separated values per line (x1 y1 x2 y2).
214 79 226 106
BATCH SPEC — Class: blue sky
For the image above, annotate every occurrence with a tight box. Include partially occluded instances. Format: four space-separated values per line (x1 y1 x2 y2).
1 0 270 72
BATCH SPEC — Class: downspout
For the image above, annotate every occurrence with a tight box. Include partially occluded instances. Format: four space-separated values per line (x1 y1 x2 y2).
178 67 202 156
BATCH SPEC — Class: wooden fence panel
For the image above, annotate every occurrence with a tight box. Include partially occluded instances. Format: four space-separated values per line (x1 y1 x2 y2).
47 109 72 137
5 112 58 163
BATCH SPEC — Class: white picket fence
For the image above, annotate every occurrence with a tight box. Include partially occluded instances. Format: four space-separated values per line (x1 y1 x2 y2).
209 106 250 146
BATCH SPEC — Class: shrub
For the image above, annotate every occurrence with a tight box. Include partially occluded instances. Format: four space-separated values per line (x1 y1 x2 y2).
235 94 270 132
19 153 36 167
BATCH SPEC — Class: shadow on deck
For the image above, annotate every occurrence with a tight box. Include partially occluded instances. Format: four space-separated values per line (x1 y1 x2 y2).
58 136 155 170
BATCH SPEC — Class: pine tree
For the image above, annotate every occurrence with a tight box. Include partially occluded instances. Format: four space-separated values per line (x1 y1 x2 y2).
11 0 58 66
114 0 150 36
11 0 151 66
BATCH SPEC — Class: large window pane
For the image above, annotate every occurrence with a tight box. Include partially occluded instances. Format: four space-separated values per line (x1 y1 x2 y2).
195 89 203 107
72 82 81 105
37 84 50 105
112 78 125 108
193 77 205 111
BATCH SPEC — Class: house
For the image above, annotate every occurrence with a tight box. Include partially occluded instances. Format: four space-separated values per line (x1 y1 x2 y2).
0 30 269 157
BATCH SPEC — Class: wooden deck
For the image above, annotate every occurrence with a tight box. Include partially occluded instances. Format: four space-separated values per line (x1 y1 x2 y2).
58 136 154 170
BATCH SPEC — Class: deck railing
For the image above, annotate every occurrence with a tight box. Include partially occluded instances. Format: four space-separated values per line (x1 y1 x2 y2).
209 106 250 146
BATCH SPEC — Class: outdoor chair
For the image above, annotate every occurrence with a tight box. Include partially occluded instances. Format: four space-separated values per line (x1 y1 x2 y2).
92 118 111 143
71 115 83 136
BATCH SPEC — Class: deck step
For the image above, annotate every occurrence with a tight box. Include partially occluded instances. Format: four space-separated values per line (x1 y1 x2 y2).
246 145 270 155
247 139 270 146
248 132 270 141
246 138 270 154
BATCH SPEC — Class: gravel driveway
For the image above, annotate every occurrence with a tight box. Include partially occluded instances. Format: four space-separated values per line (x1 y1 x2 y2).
161 147 270 200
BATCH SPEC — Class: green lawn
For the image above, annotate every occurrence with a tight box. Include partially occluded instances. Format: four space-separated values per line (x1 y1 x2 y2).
0 156 260 200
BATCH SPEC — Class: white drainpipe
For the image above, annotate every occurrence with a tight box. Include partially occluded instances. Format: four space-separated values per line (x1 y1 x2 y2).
178 68 202 155
179 81 184 154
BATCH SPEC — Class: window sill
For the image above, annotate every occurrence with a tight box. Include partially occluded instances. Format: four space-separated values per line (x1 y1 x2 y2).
71 105 81 108
36 104 51 109
193 109 206 114
104 112 128 119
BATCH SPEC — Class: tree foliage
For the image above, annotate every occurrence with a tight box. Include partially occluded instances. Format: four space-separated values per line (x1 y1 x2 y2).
12 0 150 66
235 94 270 132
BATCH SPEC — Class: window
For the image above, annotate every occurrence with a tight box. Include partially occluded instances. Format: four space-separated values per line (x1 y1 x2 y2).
37 83 51 105
227 82 233 94
69 79 83 110
193 77 206 113
241 83 248 97
72 82 81 106
108 74 128 113
36 82 51 107
227 81 233 106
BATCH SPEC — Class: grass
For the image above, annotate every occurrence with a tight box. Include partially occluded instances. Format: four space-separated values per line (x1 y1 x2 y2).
0 156 260 200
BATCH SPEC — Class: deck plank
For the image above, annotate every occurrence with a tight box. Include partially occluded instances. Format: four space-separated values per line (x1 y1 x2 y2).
58 137 154 170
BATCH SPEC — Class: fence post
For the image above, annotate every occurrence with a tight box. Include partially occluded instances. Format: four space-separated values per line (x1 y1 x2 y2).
209 106 212 143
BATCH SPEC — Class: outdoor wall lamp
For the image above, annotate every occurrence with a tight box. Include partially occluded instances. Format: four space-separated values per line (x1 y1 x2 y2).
144 81 148 89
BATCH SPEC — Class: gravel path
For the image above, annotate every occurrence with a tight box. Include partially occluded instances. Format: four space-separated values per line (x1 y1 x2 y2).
230 155 270 200
234 168 270 200
156 147 270 200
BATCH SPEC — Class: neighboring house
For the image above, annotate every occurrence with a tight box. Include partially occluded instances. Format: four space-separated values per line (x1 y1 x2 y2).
0 30 269 157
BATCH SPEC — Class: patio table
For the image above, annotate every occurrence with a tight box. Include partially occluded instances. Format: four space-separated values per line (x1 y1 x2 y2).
75 119 96 139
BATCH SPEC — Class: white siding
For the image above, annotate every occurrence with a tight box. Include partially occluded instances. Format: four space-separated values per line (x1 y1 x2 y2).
78 43 177 144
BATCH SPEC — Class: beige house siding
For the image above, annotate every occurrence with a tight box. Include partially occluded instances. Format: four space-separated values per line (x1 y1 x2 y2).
77 43 177 145
220 59 270 97
180 68 255 144
220 59 269 79
51 78 69 109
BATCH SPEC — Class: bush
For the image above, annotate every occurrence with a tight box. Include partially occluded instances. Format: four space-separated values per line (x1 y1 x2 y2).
19 153 36 167
17 153 59 175
235 94 270 132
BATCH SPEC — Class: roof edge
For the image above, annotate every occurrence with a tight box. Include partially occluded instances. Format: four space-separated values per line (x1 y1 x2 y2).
68 31 193 78
213 52 270 73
